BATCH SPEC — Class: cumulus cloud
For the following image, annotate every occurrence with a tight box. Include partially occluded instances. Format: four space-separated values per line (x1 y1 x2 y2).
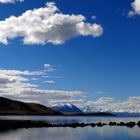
0 0 23 3
128 0 140 16
0 2 103 45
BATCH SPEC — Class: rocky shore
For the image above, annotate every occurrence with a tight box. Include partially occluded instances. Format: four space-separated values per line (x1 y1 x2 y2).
0 120 140 131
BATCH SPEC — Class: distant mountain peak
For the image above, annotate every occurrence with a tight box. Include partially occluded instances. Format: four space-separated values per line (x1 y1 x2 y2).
48 103 83 113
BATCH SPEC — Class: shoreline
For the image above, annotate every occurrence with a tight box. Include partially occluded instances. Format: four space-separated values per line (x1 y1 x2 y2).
0 120 139 131
0 112 115 116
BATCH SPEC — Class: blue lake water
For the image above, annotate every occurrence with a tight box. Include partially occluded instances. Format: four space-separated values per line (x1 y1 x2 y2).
0 116 139 140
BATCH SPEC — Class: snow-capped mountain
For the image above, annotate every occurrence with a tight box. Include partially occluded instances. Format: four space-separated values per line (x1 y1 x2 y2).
48 103 83 113
47 101 140 116
79 104 140 117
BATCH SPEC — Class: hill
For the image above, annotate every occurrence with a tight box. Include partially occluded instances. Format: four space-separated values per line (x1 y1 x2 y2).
0 97 62 115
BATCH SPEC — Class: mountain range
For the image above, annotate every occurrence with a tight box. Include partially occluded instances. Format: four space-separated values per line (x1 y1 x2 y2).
0 97 139 117
48 103 140 117
0 97 114 116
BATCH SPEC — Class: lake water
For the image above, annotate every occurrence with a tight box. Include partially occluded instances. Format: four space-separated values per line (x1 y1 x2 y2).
0 116 139 140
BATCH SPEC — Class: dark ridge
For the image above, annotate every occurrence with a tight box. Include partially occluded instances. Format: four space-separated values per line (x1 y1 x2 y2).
0 97 62 115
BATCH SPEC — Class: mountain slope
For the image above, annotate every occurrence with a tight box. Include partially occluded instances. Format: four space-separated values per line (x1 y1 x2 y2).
0 97 62 115
49 103 83 113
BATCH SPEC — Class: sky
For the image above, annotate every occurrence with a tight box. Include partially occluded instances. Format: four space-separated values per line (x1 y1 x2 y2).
0 0 140 112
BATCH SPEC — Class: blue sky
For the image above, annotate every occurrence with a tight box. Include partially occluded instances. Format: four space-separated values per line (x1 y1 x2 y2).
0 0 140 109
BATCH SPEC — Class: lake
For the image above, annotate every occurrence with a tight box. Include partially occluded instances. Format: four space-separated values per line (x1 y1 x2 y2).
0 116 139 140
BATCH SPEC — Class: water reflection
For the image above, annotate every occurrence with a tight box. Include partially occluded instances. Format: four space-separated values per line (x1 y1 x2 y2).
0 116 139 124
0 126 139 140
93 126 140 138
0 116 139 140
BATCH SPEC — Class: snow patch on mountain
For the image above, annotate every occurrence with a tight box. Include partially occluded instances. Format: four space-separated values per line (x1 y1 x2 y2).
48 103 83 113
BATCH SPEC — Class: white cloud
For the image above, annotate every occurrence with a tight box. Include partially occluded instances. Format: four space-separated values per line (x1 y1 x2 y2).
128 0 140 16
126 96 140 103
9 88 85 105
0 2 103 45
0 0 23 3
87 96 140 113
0 69 46 76
0 74 28 84
44 64 52 68
44 64 54 72
44 80 55 84
94 97 115 104
0 67 85 105
31 78 39 81
0 67 139 113
0 68 50 96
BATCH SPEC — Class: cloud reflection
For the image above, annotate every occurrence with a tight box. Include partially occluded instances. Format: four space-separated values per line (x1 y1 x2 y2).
0 126 139 140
